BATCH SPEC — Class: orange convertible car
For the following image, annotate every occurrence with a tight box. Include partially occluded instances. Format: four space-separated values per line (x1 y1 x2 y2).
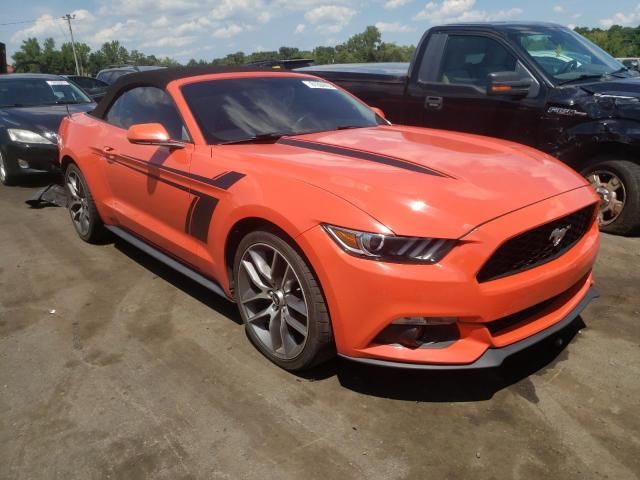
58 67 600 371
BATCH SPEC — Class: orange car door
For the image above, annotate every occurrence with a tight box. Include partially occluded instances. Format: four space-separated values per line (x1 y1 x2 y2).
99 86 203 266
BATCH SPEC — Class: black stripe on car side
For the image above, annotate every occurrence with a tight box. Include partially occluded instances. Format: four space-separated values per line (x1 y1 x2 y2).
107 155 191 194
184 196 198 233
188 195 219 243
117 153 246 190
94 150 226 243
277 138 451 178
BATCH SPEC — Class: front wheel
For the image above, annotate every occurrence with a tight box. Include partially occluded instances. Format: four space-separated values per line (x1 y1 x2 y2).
0 150 17 186
582 159 640 235
233 230 334 371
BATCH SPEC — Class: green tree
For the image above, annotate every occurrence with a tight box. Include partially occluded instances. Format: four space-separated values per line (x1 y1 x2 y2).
13 38 43 72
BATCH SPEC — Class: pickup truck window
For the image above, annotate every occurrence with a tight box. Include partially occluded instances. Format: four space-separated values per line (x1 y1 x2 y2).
438 35 518 87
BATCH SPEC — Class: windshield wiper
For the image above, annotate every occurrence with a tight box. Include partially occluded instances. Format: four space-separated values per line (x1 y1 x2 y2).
218 131 293 145
52 100 91 105
559 67 633 85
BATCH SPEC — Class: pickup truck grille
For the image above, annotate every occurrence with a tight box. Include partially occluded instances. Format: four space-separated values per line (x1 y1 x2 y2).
477 205 596 283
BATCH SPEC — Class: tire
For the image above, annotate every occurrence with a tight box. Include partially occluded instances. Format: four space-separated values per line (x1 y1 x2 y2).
581 158 640 235
0 149 17 186
64 163 106 243
233 230 334 371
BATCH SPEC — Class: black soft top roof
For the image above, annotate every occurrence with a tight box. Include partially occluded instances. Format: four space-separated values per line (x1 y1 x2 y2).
91 66 278 118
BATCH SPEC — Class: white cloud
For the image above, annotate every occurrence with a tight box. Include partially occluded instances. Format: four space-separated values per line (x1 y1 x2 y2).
11 9 96 44
384 0 412 9
140 35 196 48
375 21 415 33
553 5 564 13
601 4 640 27
414 0 522 23
213 23 245 38
305 5 356 33
211 0 267 20
174 18 212 35
88 20 140 45
295 23 306 33
151 16 170 27
100 0 200 16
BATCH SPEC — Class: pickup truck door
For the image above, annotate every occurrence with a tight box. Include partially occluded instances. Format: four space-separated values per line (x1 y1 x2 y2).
406 32 546 146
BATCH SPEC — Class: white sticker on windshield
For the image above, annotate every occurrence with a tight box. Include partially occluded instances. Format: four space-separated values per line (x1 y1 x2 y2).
302 80 336 90
46 80 70 86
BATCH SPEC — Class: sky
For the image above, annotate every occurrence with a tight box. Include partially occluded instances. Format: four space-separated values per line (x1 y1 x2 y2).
1 0 639 63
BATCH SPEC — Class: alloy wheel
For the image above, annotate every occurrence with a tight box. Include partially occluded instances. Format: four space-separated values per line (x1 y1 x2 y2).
588 170 626 226
237 243 309 360
66 170 91 236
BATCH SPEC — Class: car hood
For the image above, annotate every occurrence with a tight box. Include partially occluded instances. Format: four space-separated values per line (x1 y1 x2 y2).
581 75 640 96
236 126 590 239
0 103 95 136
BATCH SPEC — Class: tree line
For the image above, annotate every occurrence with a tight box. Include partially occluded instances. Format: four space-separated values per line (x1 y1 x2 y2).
11 26 413 74
10 23 638 75
576 25 640 58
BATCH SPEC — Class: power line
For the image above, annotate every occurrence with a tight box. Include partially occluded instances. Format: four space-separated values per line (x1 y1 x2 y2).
0 19 39 27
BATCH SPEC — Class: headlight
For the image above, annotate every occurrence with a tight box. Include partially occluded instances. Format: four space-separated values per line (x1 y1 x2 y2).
7 129 56 145
322 224 456 264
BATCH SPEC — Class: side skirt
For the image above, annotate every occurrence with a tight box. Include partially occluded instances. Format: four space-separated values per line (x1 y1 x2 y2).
105 225 234 303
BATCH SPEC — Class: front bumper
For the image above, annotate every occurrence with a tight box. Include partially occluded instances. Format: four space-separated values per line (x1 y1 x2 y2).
339 287 598 370
2 143 58 175
297 186 600 367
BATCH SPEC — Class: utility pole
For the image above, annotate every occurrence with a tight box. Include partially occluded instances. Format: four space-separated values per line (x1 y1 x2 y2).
62 13 82 75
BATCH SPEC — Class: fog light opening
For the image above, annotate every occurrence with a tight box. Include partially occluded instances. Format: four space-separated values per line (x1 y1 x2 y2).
17 159 29 169
374 319 460 349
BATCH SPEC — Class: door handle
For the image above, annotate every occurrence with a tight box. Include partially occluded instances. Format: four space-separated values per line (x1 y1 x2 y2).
103 146 116 162
425 96 443 110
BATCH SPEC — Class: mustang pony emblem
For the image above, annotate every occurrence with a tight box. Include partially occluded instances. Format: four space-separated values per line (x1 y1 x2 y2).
549 225 572 247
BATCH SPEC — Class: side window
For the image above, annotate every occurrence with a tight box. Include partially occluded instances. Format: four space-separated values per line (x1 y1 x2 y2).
105 86 189 141
439 36 518 87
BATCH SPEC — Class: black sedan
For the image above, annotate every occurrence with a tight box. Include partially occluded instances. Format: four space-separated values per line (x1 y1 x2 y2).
0 74 95 185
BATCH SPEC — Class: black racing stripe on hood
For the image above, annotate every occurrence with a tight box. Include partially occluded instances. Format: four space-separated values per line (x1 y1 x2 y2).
278 138 452 178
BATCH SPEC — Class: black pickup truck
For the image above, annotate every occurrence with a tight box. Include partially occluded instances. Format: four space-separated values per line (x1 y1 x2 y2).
300 22 640 235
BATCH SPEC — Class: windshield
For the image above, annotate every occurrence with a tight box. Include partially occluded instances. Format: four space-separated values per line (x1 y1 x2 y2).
511 27 625 83
0 77 93 108
181 76 382 144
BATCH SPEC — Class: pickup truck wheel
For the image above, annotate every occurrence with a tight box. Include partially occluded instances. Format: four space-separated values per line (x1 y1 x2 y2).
64 163 106 243
234 230 334 371
582 159 640 235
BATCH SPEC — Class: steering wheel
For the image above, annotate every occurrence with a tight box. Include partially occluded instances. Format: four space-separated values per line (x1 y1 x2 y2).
557 59 578 75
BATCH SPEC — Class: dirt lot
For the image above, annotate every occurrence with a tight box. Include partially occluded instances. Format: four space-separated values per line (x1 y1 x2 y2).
0 178 638 480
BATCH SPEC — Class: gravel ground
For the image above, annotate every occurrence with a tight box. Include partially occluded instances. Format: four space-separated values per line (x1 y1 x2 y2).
1 178 638 480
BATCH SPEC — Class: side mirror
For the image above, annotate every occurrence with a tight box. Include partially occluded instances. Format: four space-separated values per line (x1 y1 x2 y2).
487 72 532 98
371 107 386 119
127 123 184 149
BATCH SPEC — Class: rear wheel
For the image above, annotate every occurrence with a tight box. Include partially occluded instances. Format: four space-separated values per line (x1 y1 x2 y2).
64 163 106 243
233 230 334 371
0 150 17 186
582 158 640 235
